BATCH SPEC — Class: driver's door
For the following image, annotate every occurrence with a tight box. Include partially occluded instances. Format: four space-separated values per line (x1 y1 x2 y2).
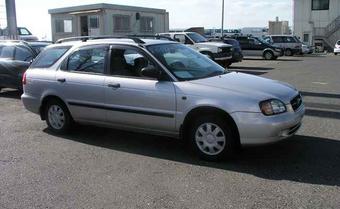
104 45 176 132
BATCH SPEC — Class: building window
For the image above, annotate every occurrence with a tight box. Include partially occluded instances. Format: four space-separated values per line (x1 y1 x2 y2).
312 0 329 10
140 17 154 33
55 19 72 33
303 34 310 43
89 16 99 29
113 15 130 32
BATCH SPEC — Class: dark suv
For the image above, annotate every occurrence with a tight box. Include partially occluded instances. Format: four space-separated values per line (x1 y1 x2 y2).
0 41 49 91
209 38 243 66
234 36 283 60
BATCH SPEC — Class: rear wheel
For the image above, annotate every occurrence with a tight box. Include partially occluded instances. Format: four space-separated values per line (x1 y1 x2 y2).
285 49 293 56
45 99 72 134
189 115 237 161
264 51 274 60
335 53 338 55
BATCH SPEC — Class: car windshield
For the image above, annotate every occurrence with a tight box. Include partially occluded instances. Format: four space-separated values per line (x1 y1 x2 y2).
147 43 227 81
187 33 207 43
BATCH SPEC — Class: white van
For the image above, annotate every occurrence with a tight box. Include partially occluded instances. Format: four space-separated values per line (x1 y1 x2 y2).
263 35 302 56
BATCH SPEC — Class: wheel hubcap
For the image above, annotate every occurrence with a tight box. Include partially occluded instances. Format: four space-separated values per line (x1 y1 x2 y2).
48 105 65 130
195 123 226 156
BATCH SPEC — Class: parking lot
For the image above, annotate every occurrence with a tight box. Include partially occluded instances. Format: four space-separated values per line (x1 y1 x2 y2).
1 54 340 208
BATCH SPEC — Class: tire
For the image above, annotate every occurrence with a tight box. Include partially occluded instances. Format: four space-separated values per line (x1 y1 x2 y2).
222 61 232 68
45 99 72 134
335 53 338 55
263 51 274 60
285 49 293 56
189 115 237 161
272 56 278 60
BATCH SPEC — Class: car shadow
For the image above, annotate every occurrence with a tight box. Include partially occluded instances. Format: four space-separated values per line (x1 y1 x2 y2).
44 126 340 186
0 89 22 99
243 57 303 61
229 66 275 71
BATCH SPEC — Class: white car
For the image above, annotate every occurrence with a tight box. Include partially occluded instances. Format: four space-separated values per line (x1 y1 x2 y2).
334 40 340 55
159 32 234 67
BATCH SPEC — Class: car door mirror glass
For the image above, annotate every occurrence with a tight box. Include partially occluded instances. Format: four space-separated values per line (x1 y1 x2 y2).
140 66 161 79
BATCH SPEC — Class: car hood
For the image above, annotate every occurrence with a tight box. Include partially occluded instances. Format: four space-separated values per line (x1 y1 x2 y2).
188 72 298 103
196 42 232 48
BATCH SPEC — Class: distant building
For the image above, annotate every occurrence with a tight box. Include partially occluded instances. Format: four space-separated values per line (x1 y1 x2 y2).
48 3 169 42
269 17 290 35
294 0 340 50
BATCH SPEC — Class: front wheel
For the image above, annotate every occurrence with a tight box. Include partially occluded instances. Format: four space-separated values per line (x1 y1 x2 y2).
45 99 72 134
263 51 274 60
189 115 237 161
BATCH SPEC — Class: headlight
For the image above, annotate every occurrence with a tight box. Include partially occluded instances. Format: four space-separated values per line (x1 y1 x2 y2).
259 99 287 116
217 48 223 53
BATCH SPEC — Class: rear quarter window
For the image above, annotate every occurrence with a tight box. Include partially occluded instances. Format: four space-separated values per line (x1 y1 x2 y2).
31 46 71 68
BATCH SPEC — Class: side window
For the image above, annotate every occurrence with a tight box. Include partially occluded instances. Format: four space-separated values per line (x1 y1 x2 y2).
272 36 283 43
31 46 70 68
14 46 34 62
110 47 155 78
174 34 193 45
0 46 15 59
174 34 186 44
67 47 107 74
283 37 296 43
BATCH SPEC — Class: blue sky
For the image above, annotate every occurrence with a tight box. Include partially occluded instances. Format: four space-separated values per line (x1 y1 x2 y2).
0 0 292 40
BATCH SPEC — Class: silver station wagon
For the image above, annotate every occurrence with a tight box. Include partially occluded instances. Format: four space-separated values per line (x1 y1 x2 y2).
22 37 305 161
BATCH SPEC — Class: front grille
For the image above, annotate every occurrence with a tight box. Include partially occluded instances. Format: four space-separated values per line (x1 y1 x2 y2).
221 47 232 53
291 94 303 111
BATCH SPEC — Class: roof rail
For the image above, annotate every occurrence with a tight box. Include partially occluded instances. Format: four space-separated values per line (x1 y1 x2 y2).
128 35 175 41
56 36 145 44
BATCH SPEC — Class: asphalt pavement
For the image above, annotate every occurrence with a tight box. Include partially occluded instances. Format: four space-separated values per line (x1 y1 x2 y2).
0 54 340 209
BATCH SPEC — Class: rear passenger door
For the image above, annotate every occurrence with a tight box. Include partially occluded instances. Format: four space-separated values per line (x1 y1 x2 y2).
56 45 109 123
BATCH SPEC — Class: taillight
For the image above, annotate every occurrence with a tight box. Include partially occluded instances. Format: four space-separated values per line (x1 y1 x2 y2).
22 72 27 85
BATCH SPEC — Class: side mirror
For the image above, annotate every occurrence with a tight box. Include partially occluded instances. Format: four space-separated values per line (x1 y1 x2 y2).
140 66 162 79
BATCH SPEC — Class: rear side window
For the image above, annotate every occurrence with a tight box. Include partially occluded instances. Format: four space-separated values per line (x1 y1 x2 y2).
14 46 34 62
31 46 70 68
0 45 15 59
67 47 108 74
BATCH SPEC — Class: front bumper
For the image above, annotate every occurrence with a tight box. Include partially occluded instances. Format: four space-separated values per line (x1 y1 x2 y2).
213 51 233 61
334 48 340 53
231 104 305 145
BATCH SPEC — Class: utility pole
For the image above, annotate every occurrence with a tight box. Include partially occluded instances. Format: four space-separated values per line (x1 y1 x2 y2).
221 0 224 38
5 0 18 39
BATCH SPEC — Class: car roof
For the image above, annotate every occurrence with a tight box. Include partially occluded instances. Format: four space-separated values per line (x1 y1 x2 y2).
50 38 176 49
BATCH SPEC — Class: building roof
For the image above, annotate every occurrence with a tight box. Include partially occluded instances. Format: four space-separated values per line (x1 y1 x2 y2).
48 3 167 15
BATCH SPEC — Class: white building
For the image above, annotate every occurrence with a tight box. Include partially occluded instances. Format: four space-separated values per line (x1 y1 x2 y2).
294 0 340 50
48 3 169 42
269 17 290 35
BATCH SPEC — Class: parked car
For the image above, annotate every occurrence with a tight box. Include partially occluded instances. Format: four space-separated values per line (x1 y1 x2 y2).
263 35 302 56
21 37 305 161
28 41 52 54
293 36 313 54
209 38 243 64
158 32 234 67
334 40 340 55
0 27 38 41
234 36 283 60
0 40 47 91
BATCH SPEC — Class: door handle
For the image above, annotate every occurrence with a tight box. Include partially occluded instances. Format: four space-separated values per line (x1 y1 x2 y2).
57 78 66 83
107 83 120 89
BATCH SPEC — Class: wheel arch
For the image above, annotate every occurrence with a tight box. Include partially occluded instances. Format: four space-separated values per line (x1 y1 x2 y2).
180 106 240 145
39 95 69 120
